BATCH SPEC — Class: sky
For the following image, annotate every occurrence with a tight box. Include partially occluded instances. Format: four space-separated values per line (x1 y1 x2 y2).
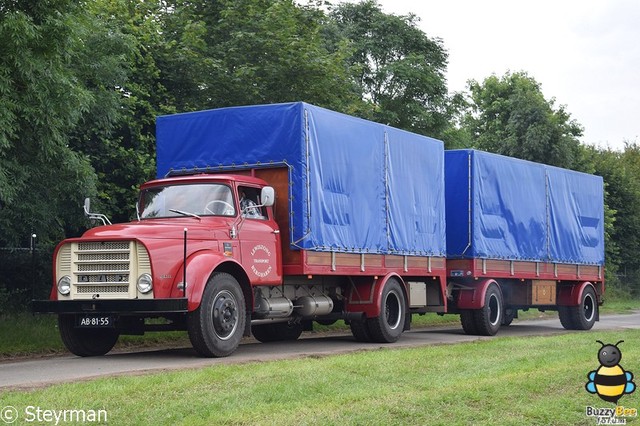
372 0 640 150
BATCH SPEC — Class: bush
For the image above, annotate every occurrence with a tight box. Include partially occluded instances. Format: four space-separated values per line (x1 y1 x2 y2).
0 248 53 312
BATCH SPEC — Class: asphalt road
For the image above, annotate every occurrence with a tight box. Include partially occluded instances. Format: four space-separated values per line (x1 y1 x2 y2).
2 313 639 390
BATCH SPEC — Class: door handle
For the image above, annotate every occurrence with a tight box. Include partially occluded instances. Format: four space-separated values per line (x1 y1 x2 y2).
272 230 280 234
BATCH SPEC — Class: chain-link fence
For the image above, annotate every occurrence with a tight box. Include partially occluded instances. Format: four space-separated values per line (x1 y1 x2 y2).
0 239 53 313
611 267 640 297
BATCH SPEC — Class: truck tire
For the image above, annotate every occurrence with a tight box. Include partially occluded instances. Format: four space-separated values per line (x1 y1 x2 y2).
58 315 119 357
460 310 478 335
188 272 245 357
367 278 406 343
501 308 516 326
558 285 597 331
472 283 503 336
251 322 303 342
558 306 575 329
349 319 372 342
251 324 275 342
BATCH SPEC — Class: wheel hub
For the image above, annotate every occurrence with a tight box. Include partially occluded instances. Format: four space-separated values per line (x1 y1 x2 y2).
212 290 238 340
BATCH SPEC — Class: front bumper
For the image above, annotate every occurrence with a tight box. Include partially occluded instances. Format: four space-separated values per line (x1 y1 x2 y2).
31 298 188 314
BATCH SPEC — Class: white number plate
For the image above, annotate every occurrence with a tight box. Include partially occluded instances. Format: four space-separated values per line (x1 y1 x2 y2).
77 315 114 328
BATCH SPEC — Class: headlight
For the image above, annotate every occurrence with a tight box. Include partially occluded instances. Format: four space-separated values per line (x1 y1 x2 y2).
137 273 153 294
57 275 71 296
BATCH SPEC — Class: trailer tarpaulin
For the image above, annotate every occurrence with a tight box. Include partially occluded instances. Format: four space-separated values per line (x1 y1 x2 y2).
546 166 605 264
445 149 604 265
156 102 446 256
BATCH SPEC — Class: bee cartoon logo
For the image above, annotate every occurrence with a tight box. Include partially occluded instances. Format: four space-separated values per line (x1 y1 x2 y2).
586 340 636 404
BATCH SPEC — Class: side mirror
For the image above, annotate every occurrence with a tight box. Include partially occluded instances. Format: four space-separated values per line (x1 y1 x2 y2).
261 186 275 207
83 197 112 226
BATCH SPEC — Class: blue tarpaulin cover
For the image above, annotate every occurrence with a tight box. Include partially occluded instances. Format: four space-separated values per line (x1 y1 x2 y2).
156 102 446 256
445 150 605 265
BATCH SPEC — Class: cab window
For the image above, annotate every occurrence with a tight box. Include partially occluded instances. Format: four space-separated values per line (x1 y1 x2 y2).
238 186 266 219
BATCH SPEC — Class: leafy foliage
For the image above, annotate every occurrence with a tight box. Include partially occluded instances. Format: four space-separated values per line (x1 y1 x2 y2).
464 72 584 169
0 1 107 246
587 143 640 292
69 0 173 223
329 0 451 137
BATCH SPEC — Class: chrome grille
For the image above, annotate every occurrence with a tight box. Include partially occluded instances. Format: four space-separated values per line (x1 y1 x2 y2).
73 241 133 298
79 241 129 251
77 263 129 272
58 245 72 273
78 252 129 262
77 285 129 294
138 250 151 271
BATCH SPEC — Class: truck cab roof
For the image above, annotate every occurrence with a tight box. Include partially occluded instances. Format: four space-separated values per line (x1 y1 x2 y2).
141 173 269 189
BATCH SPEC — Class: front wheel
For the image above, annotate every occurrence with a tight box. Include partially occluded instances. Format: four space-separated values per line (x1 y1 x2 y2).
367 278 407 343
559 285 597 331
188 272 246 357
58 315 119 357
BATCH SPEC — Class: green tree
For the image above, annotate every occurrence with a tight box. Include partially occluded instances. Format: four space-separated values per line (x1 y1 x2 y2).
592 144 640 293
70 0 174 223
138 0 360 113
464 71 584 169
0 0 126 247
329 0 450 138
581 147 619 278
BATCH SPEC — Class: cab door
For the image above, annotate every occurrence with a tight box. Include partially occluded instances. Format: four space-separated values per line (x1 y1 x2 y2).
237 185 282 284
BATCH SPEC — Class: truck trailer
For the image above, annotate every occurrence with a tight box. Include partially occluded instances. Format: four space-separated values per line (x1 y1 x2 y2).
32 102 605 357
445 149 604 334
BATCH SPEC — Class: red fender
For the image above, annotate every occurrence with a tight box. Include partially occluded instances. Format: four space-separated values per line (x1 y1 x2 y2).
346 273 406 317
557 281 595 306
456 279 499 309
171 251 245 311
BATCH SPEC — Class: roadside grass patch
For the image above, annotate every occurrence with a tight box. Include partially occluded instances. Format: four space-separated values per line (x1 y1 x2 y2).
1 329 639 425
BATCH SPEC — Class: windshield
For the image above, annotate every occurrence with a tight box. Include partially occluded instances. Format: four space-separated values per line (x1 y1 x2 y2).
140 184 236 219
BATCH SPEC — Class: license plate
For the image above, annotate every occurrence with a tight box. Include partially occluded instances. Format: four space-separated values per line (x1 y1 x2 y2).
76 315 114 328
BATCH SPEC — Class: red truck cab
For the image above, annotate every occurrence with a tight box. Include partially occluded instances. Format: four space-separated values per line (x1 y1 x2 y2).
34 174 280 357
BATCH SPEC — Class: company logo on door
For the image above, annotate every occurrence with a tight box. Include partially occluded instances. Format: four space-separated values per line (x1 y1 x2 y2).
250 244 272 278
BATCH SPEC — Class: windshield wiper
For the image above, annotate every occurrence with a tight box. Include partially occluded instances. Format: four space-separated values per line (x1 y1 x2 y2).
169 209 201 220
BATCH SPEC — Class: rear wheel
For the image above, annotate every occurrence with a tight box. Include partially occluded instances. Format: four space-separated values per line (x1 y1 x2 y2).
367 278 406 343
559 286 597 331
460 310 478 335
188 273 245 357
558 306 575 329
251 324 275 342
472 283 503 336
349 318 372 342
501 308 516 326
58 315 119 357
251 322 303 343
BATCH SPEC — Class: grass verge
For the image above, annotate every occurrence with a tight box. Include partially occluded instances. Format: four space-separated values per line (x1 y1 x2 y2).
1 329 639 425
